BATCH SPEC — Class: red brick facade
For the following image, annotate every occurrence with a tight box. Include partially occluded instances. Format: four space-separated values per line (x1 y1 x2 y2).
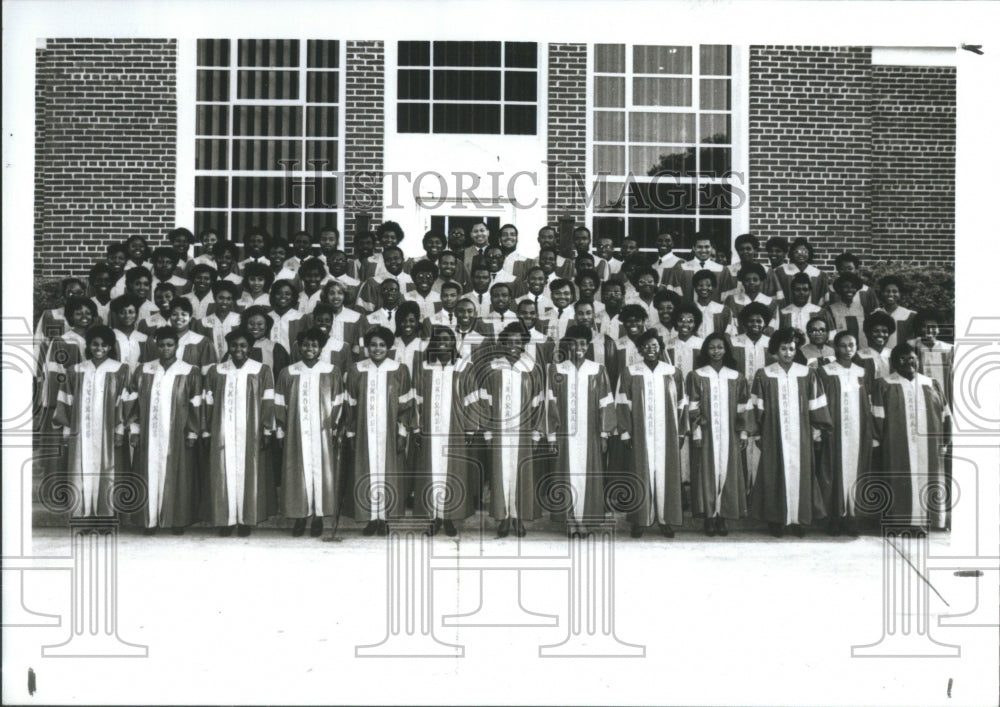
546 43 588 224
344 40 385 250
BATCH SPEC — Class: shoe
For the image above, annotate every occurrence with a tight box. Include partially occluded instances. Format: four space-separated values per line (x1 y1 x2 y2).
630 525 644 539
171 527 185 535
715 517 729 537
843 517 859 538
704 518 716 537
292 518 307 537
792 524 805 538
443 520 458 537
237 525 252 537
660 524 674 538
376 520 388 537
515 519 526 537
362 521 378 536
219 526 234 537
827 517 841 537
428 518 443 536
143 527 157 536
498 519 510 538
310 517 323 537
768 522 783 538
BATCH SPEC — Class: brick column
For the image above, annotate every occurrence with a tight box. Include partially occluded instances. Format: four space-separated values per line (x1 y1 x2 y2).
547 43 588 226
344 40 385 252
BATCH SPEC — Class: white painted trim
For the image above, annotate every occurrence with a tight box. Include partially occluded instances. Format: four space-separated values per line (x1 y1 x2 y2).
872 47 957 67
730 43 751 253
175 38 197 233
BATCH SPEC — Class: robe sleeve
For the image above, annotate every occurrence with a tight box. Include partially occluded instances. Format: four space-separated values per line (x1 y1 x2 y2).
355 279 379 313
395 366 416 438
51 366 75 433
735 373 752 438
260 365 276 436
615 367 633 442
410 359 425 435
674 367 690 438
273 343 290 377
685 371 703 442
528 364 545 443
273 369 289 440
329 365 345 433
807 368 833 432
342 366 358 439
750 369 766 429
125 367 142 436
186 369 204 440
544 363 560 444
42 339 70 409
201 365 217 438
596 365 616 439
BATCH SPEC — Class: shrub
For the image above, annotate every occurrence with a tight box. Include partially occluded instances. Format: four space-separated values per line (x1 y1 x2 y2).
862 261 955 342
34 279 65 328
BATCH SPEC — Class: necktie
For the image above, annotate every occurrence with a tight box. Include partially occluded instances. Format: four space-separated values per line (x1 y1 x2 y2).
534 295 540 308
386 309 393 322
478 293 483 305
699 261 705 269
448 312 454 324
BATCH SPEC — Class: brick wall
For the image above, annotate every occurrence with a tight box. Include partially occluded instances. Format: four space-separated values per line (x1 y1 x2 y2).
344 40 384 251
871 65 956 267
749 47 872 268
547 43 588 225
34 39 177 281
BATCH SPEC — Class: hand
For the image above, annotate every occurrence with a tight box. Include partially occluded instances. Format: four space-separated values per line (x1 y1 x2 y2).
738 437 748 451
600 438 608 455
114 432 125 448
185 438 196 449
130 433 140 448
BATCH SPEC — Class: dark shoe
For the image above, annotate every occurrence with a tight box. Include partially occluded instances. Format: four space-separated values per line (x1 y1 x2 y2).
292 518 307 537
827 517 841 537
704 518 716 537
792 524 805 538
170 527 185 536
715 517 729 537
428 518 443 536
376 520 388 537
143 527 157 536
498 519 510 538
310 517 323 537
630 524 644 539
514 519 526 537
219 525 234 537
660 524 674 538
362 521 378 536
443 520 458 537
237 525 252 537
842 517 859 538
768 522 783 538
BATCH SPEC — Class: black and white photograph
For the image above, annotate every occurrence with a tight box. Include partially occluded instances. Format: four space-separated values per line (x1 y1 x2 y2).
3 0 999 704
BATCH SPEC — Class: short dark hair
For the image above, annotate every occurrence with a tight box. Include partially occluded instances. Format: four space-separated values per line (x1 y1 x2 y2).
363 325 395 349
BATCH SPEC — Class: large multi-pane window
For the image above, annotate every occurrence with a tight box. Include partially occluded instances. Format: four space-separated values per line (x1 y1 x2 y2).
589 44 736 252
397 41 537 135
194 39 343 243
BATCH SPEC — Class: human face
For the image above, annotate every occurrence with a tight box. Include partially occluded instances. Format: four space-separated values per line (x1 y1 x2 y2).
378 229 399 249
621 239 639 259
577 276 597 302
807 321 828 346
169 306 192 333
538 251 556 275
491 288 511 313
171 234 191 256
603 285 624 309
447 228 466 251
293 235 312 259
87 335 111 363
526 270 546 295
92 271 112 296
214 289 235 315
324 284 345 310
576 256 595 273
920 321 940 345
380 281 401 308
247 275 267 296
245 232 265 255
107 251 127 276
551 285 573 309
569 337 589 361
737 242 756 264
706 338 726 364
272 284 295 311
640 337 661 364
742 272 763 298
744 313 766 337
517 302 537 330
246 314 268 340
502 335 526 360
328 252 348 276
636 273 657 297
776 341 797 366
791 244 810 266
469 223 490 247
694 277 714 302
767 246 786 267
692 239 713 263
127 239 147 262
117 304 138 329
424 236 445 258
623 316 645 338
430 332 455 361
228 336 251 365
471 269 491 293
485 248 505 272
366 335 389 364
596 238 614 260
499 228 518 252
537 228 557 249
192 271 213 295
319 231 338 252
836 281 858 303
791 282 811 307
440 288 459 311
299 338 322 364
573 231 591 254
880 284 901 309
129 276 151 301
868 324 890 349
313 312 334 333
896 351 919 379
455 301 476 328
216 250 235 275
156 337 178 362
656 302 674 327
202 232 220 252
575 303 595 329
414 270 434 294
398 312 418 337
655 233 673 255
383 250 404 275
355 237 375 259
835 335 857 365
301 268 324 293
153 255 174 279
269 245 288 268
438 254 458 279
838 260 858 276
154 288 174 313
676 313 696 338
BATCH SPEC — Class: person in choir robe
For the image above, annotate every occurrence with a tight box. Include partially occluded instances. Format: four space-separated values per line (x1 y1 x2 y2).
482 282 519 337
726 233 762 295
692 270 734 338
800 316 835 368
35 277 86 379
830 252 879 313
465 260 494 318
483 245 519 294
315 280 365 357
612 304 650 378
816 331 873 537
453 297 494 364
362 220 404 281
88 263 114 325
411 326 477 535
724 263 779 334
648 289 679 349
237 262 274 311
768 237 829 306
687 333 751 536
594 235 623 281
616 329 689 538
651 231 683 288
52 325 132 518
546 325 615 535
346 230 376 281
323 249 362 306
138 282 175 334
730 302 774 491
123 267 157 321
600 278 626 339
856 310 894 390
473 324 547 538
268 279 305 355
536 246 564 295
826 272 868 347
363 278 403 331
275 327 346 538
215 241 244 289
515 265 556 320
110 295 147 377
166 227 195 277
404 230 446 278
462 221 493 274
293 303 353 372
772 272 834 338
316 226 341 272
910 309 953 409
297 257 329 314
624 266 659 323
762 236 788 297
344 326 417 534
236 227 270 273
184 264 218 320
105 242 129 297
514 299 556 370
499 224 531 281
406 259 442 321
670 233 734 303
267 238 290 279
242 305 289 376
278 230 316 280
874 275 916 349
203 329 276 537
387 301 426 374
42 296 97 413
150 246 189 296
190 228 220 274
573 301 618 387
573 270 608 323
194 281 242 362
871 343 951 534
666 303 704 376
423 281 461 336
545 279 577 342
431 250 465 296
127 326 203 534
123 234 152 274
749 327 833 538
356 246 413 312
143 298 217 373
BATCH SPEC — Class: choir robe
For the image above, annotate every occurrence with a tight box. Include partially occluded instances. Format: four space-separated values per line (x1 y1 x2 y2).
910 339 954 408
856 347 891 391
731 334 773 488
113 328 147 377
542 306 577 342
275 361 346 519
826 298 868 348
800 344 835 369
141 329 218 374
876 306 916 349
669 259 734 302
829 284 879 314
194 311 242 362
250 338 289 376
615 361 689 527
127 360 203 528
687 366 751 521
475 355 546 521
138 311 169 335
749 363 832 526
816 361 873 520
723 293 779 335
515 292 556 321
204 360 277 526
52 359 132 517
694 300 734 338
454 327 494 364
356 273 414 313
771 303 834 339
42 330 88 410
91 297 112 326
324 307 366 356
184 291 215 320
344 359 416 520
411 356 477 520
871 373 950 528
388 335 427 373
289 336 352 373
545 360 615 522
270 308 306 355
405 290 442 321
482 310 521 339
422 309 459 338
585 332 620 389
237 292 271 311
769 263 830 306
34 307 70 379
652 252 683 286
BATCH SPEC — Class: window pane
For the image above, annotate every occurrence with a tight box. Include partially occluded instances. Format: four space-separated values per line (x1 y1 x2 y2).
594 111 625 142
237 70 299 100
195 176 229 208
197 70 229 101
594 76 624 108
433 41 501 67
238 39 299 67
504 71 537 102
301 177 339 209
233 106 302 136
306 140 339 171
630 113 695 143
698 185 735 215
232 176 297 209
503 105 536 135
700 78 730 110
700 114 730 143
628 217 695 249
195 139 228 170
196 105 229 136
398 103 430 133
631 145 694 177
700 45 731 76
306 71 339 103
698 218 731 251
633 46 692 74
593 216 625 241
633 77 691 107
398 69 430 100
595 44 625 73
594 145 625 176
197 39 230 67
307 40 339 68
592 180 626 213
505 42 537 68
231 212 302 244
398 41 430 66
231 139 302 171
194 210 229 242
304 212 340 239
433 70 500 100
306 106 339 137
700 147 732 178
629 181 696 216
434 104 500 134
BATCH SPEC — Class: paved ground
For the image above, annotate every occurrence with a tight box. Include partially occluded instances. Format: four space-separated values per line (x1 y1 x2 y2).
3 517 997 705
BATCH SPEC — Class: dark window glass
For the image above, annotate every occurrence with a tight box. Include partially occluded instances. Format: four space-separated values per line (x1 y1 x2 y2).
398 103 430 133
196 105 229 136
195 177 229 209
700 114 730 144
231 212 303 244
195 139 228 171
305 140 339 171
700 45 731 76
592 216 626 241
433 41 501 67
197 39 230 67
628 217 696 250
231 139 302 171
398 41 431 66
194 211 229 242
237 70 299 100
698 184 735 215
306 71 339 103
398 69 430 100
505 42 537 68
232 176 297 209
197 70 229 101
307 40 339 68
233 106 302 136
300 177 339 209
304 212 341 239
433 70 500 101
595 44 625 73
699 147 732 178
433 104 500 134
238 39 299 67
503 105 536 135
306 106 339 137
592 180 627 213
698 218 732 251
633 146 696 177
504 72 537 102
628 181 696 216
633 45 691 74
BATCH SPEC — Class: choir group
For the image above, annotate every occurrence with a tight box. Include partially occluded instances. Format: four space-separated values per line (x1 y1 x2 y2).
34 221 954 540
